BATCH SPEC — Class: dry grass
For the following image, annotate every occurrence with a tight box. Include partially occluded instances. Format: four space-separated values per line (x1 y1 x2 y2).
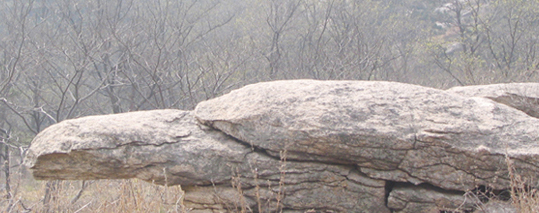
506 156 539 213
2 176 186 213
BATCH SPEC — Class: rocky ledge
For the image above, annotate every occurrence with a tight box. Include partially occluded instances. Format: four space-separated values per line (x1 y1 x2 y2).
25 80 539 212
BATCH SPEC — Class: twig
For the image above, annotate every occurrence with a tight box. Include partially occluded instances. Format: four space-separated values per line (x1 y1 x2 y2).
73 201 92 213
71 181 89 204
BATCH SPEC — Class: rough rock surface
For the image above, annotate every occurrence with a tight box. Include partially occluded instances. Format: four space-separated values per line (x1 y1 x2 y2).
195 80 539 192
387 183 479 213
24 110 388 212
473 200 518 213
448 83 539 118
25 80 539 212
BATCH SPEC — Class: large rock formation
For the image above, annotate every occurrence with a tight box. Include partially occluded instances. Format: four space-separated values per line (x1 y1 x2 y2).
25 110 388 212
195 80 539 191
25 80 539 212
448 83 539 118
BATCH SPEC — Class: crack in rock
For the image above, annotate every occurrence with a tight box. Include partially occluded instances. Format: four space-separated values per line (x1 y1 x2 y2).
25 80 539 212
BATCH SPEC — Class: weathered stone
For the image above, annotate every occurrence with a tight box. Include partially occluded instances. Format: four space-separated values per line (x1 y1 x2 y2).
473 200 518 213
387 183 479 213
24 109 388 212
25 80 539 212
448 83 539 118
194 80 539 191
24 109 249 186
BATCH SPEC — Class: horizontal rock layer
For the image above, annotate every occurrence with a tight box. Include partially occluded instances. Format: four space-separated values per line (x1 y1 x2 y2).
26 80 539 212
24 110 388 212
448 82 539 118
195 80 539 191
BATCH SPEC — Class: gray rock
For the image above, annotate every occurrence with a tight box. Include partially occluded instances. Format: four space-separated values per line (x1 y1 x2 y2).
24 109 248 186
24 109 388 212
25 80 539 212
473 200 518 213
448 83 539 118
387 183 479 213
195 80 539 191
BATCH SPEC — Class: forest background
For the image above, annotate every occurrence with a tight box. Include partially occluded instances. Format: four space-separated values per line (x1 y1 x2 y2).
0 0 538 212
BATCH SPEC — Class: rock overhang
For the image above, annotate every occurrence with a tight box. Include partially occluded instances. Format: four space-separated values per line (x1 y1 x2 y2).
24 80 539 212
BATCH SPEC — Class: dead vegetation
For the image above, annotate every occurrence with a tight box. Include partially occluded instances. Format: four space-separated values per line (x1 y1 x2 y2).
1 177 186 213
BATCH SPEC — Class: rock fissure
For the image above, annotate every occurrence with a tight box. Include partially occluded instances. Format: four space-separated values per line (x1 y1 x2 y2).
384 181 396 207
25 80 539 212
386 182 484 212
79 140 184 151
492 94 539 119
